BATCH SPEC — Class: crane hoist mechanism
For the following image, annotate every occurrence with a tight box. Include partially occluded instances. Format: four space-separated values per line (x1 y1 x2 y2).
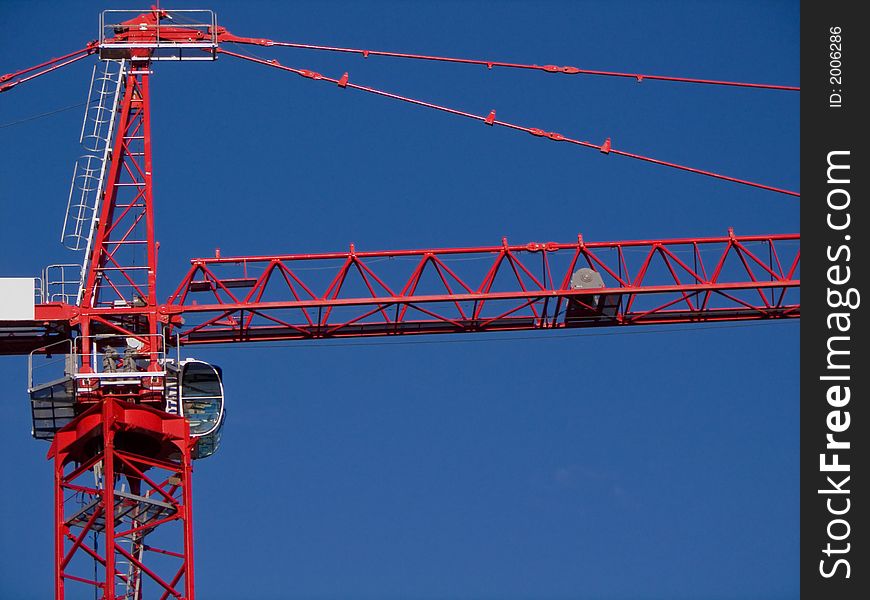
0 8 799 600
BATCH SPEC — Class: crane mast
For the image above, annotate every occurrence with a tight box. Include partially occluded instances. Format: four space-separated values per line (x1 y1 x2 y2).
49 13 192 598
0 8 799 599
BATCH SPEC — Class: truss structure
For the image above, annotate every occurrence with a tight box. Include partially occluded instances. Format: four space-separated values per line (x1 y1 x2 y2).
167 232 799 344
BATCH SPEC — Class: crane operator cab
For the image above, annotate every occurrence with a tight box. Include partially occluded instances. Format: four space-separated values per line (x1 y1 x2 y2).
165 359 226 460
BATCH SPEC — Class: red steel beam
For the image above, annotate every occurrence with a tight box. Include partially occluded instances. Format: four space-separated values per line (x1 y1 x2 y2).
0 44 97 93
165 231 799 345
13 231 800 354
216 29 800 91
218 48 800 197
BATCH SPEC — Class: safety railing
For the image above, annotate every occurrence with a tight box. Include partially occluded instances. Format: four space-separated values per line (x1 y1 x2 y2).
28 334 169 388
28 339 75 392
100 10 218 61
41 264 82 304
74 333 167 378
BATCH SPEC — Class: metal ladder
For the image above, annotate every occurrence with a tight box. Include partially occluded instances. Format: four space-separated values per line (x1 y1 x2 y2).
115 485 145 600
60 59 125 303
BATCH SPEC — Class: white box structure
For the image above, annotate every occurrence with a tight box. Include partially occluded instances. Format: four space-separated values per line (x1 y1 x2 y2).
0 278 36 320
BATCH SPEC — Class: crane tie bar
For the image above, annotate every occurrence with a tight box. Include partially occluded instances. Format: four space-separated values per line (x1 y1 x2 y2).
0 43 97 93
217 48 799 198
216 30 799 92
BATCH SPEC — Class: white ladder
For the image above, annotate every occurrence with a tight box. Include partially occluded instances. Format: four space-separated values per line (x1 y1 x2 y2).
60 59 125 303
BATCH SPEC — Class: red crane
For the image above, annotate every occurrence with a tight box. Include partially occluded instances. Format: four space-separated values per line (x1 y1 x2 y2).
0 8 799 599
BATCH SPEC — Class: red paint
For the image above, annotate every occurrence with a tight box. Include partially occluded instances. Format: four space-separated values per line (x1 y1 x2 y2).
216 29 799 91
217 48 800 197
164 233 799 344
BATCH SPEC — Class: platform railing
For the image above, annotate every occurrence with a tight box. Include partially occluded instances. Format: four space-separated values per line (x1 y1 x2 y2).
28 339 75 392
41 264 83 304
74 333 167 378
100 9 218 61
28 334 170 387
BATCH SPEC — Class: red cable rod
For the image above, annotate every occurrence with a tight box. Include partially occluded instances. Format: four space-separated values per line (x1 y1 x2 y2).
0 44 97 93
218 31 799 92
218 48 799 198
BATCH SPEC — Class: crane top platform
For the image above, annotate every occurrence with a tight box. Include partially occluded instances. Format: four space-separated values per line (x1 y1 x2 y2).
99 8 218 61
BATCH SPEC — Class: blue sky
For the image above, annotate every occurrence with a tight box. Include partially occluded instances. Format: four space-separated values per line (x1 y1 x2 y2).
0 1 799 598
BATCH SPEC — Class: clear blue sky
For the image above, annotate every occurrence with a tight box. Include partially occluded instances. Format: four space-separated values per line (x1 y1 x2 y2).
0 1 799 598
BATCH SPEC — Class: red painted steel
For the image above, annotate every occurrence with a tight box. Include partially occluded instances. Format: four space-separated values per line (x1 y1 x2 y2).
49 399 194 600
216 29 800 91
78 67 162 369
0 44 98 93
217 48 800 197
165 231 799 345
41 33 194 596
